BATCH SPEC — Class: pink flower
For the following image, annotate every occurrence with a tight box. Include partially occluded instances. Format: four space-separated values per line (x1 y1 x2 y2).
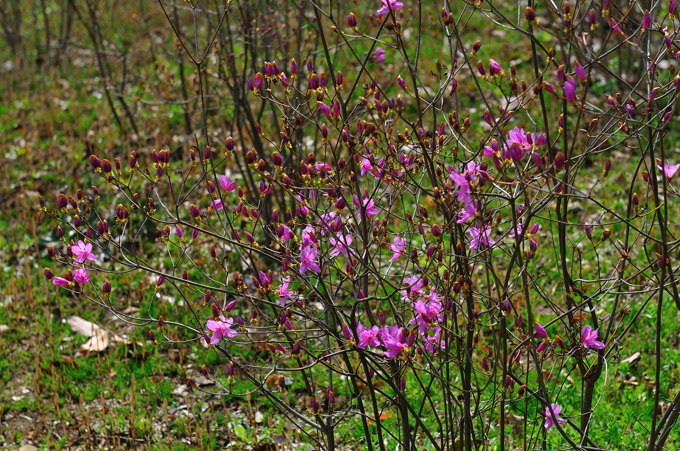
457 201 477 224
206 316 238 345
277 224 295 241
360 156 373 175
389 236 406 262
300 245 321 274
219 175 236 191
469 224 495 250
73 268 90 284
53 277 70 287
563 77 577 103
356 323 381 348
534 322 548 338
278 277 294 306
329 233 354 258
488 59 503 76
72 240 96 264
575 62 586 80
376 0 404 15
657 162 680 179
380 325 407 358
353 193 380 216
610 18 623 35
580 325 605 349
210 199 224 210
374 47 386 64
544 403 568 430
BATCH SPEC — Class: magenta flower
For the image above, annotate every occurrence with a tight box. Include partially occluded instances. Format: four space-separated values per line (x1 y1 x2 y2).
278 277 294 306
329 233 354 258
356 323 381 348
53 277 70 287
534 322 548 338
206 315 238 345
456 201 477 224
374 47 386 64
353 193 380 216
73 268 90 284
610 18 623 35
488 59 503 76
210 199 224 210
642 10 652 30
381 325 407 358
544 403 568 430
580 325 605 349
469 224 495 250
376 0 404 15
657 162 680 179
301 225 317 246
575 62 586 80
72 240 96 264
360 156 373 175
300 245 321 274
219 175 236 191
277 224 295 241
389 236 406 262
563 77 577 103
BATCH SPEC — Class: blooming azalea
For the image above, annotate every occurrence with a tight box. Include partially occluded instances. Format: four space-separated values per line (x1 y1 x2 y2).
360 156 373 176
206 315 238 345
469 224 495 250
72 240 96 264
356 323 381 348
389 236 406 262
534 322 548 338
381 325 407 358
353 192 380 216
376 0 404 15
374 47 386 63
219 175 236 191
53 277 70 287
657 161 680 179
210 199 224 210
580 325 605 349
300 245 321 274
544 403 568 430
278 277 294 306
563 77 577 103
329 233 354 258
73 268 90 284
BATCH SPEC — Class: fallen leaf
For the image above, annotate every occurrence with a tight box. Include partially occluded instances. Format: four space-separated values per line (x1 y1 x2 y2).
81 330 109 354
621 351 641 365
66 316 105 337
0 324 9 333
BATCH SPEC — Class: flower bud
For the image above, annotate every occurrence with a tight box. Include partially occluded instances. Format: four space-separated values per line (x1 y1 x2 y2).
525 7 536 23
89 155 101 171
347 12 357 28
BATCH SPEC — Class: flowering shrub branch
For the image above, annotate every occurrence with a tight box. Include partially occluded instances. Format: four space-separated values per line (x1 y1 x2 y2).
39 0 680 449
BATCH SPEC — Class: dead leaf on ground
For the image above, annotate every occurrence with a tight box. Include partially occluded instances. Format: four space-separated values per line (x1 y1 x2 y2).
66 315 105 337
0 324 9 333
80 331 110 354
621 351 641 365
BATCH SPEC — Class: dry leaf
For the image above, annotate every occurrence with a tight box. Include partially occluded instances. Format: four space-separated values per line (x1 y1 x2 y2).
0 324 9 333
621 351 641 365
67 316 110 354
67 315 105 337
81 330 109 353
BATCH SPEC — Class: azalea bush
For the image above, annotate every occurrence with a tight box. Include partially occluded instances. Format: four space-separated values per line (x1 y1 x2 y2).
40 0 680 449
